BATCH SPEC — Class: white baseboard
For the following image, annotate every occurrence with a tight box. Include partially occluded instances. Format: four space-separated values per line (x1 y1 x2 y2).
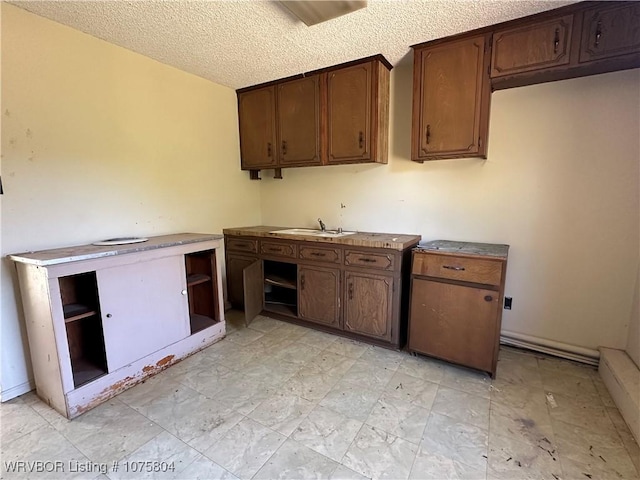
500 330 600 366
0 379 35 402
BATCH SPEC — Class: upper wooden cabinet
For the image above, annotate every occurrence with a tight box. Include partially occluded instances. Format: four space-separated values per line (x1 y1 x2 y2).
411 1 640 161
327 61 389 165
579 3 640 64
411 34 491 162
277 75 321 167
237 87 278 169
237 55 391 176
491 15 574 77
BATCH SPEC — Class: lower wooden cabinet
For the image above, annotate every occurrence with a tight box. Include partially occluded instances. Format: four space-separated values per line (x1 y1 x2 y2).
344 271 393 342
224 231 419 349
298 265 341 328
408 241 509 376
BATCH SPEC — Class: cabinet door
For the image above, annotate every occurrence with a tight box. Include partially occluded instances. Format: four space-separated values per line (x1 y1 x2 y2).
412 35 490 161
97 256 190 372
277 75 321 166
238 87 278 169
491 15 573 77
226 253 257 309
344 271 393 341
298 265 340 328
579 3 640 63
409 278 499 373
327 62 371 164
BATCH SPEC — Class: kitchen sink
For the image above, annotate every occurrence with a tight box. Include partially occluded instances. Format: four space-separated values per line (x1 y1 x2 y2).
271 228 356 238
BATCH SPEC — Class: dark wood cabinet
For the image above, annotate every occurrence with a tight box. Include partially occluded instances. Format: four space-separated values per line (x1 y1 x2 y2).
408 242 508 376
237 55 391 176
238 87 278 169
326 60 389 165
298 265 340 328
491 15 573 77
411 34 491 162
579 3 640 64
344 271 393 342
277 75 321 166
223 229 419 349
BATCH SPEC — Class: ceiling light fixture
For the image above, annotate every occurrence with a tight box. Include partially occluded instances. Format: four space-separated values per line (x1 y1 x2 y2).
279 0 367 26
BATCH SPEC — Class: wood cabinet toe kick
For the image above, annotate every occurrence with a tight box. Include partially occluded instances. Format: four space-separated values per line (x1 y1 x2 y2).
223 228 421 349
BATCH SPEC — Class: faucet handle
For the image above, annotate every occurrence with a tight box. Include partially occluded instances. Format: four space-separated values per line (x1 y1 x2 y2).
317 218 326 232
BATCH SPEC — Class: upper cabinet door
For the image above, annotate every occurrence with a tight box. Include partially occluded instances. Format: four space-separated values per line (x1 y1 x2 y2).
491 15 574 78
238 87 278 170
277 75 321 166
579 3 640 63
327 63 372 164
412 35 491 161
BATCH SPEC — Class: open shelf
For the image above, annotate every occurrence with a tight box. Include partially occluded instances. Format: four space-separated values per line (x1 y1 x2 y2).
59 273 108 387
264 274 296 290
63 304 99 323
264 302 298 317
187 273 211 287
185 251 219 334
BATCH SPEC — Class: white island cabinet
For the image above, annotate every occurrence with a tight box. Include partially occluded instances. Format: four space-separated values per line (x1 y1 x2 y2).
9 233 225 419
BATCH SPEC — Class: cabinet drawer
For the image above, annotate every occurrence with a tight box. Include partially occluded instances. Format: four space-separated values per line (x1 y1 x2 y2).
344 249 396 271
412 252 502 286
299 245 342 264
226 237 258 254
260 240 297 258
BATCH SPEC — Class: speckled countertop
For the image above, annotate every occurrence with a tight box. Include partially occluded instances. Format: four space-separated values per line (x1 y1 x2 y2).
8 233 223 266
223 226 421 251
416 240 509 259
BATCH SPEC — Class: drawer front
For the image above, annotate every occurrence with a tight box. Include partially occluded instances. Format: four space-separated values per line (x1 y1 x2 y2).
226 237 258 254
412 252 502 286
260 240 297 258
299 245 342 264
344 249 396 271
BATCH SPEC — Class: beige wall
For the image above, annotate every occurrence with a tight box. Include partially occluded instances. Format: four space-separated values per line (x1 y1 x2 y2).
260 61 640 354
0 4 261 397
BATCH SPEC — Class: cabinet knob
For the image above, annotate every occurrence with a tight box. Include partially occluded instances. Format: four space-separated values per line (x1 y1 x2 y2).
484 295 493 302
181 289 187 295
106 313 112 318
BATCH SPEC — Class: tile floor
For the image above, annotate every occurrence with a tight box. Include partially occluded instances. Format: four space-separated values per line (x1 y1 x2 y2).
1 311 638 480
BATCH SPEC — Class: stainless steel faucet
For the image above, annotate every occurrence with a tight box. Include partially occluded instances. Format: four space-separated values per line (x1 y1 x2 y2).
318 218 326 232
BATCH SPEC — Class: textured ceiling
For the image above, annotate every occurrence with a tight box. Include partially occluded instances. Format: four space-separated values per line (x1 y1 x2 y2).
13 0 575 90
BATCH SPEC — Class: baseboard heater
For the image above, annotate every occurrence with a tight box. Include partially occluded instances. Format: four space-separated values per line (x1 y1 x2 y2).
500 330 600 366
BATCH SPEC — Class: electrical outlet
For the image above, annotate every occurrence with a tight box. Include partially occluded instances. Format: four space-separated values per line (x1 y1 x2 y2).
504 297 512 310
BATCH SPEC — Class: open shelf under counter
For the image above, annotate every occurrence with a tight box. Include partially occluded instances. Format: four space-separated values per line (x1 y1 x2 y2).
264 274 297 290
63 303 99 323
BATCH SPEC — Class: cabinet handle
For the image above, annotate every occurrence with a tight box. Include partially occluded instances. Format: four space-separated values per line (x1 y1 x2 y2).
181 289 187 295
442 265 465 271
358 131 364 149
426 124 431 145
282 140 287 155
301 274 305 290
106 313 112 318
358 258 376 263
267 142 272 157
553 28 560 54
348 283 353 300
594 21 602 48
484 295 493 302
310 252 326 257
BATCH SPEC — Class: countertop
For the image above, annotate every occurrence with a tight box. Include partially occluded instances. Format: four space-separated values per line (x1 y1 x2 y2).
415 240 509 260
223 226 421 251
8 233 223 266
